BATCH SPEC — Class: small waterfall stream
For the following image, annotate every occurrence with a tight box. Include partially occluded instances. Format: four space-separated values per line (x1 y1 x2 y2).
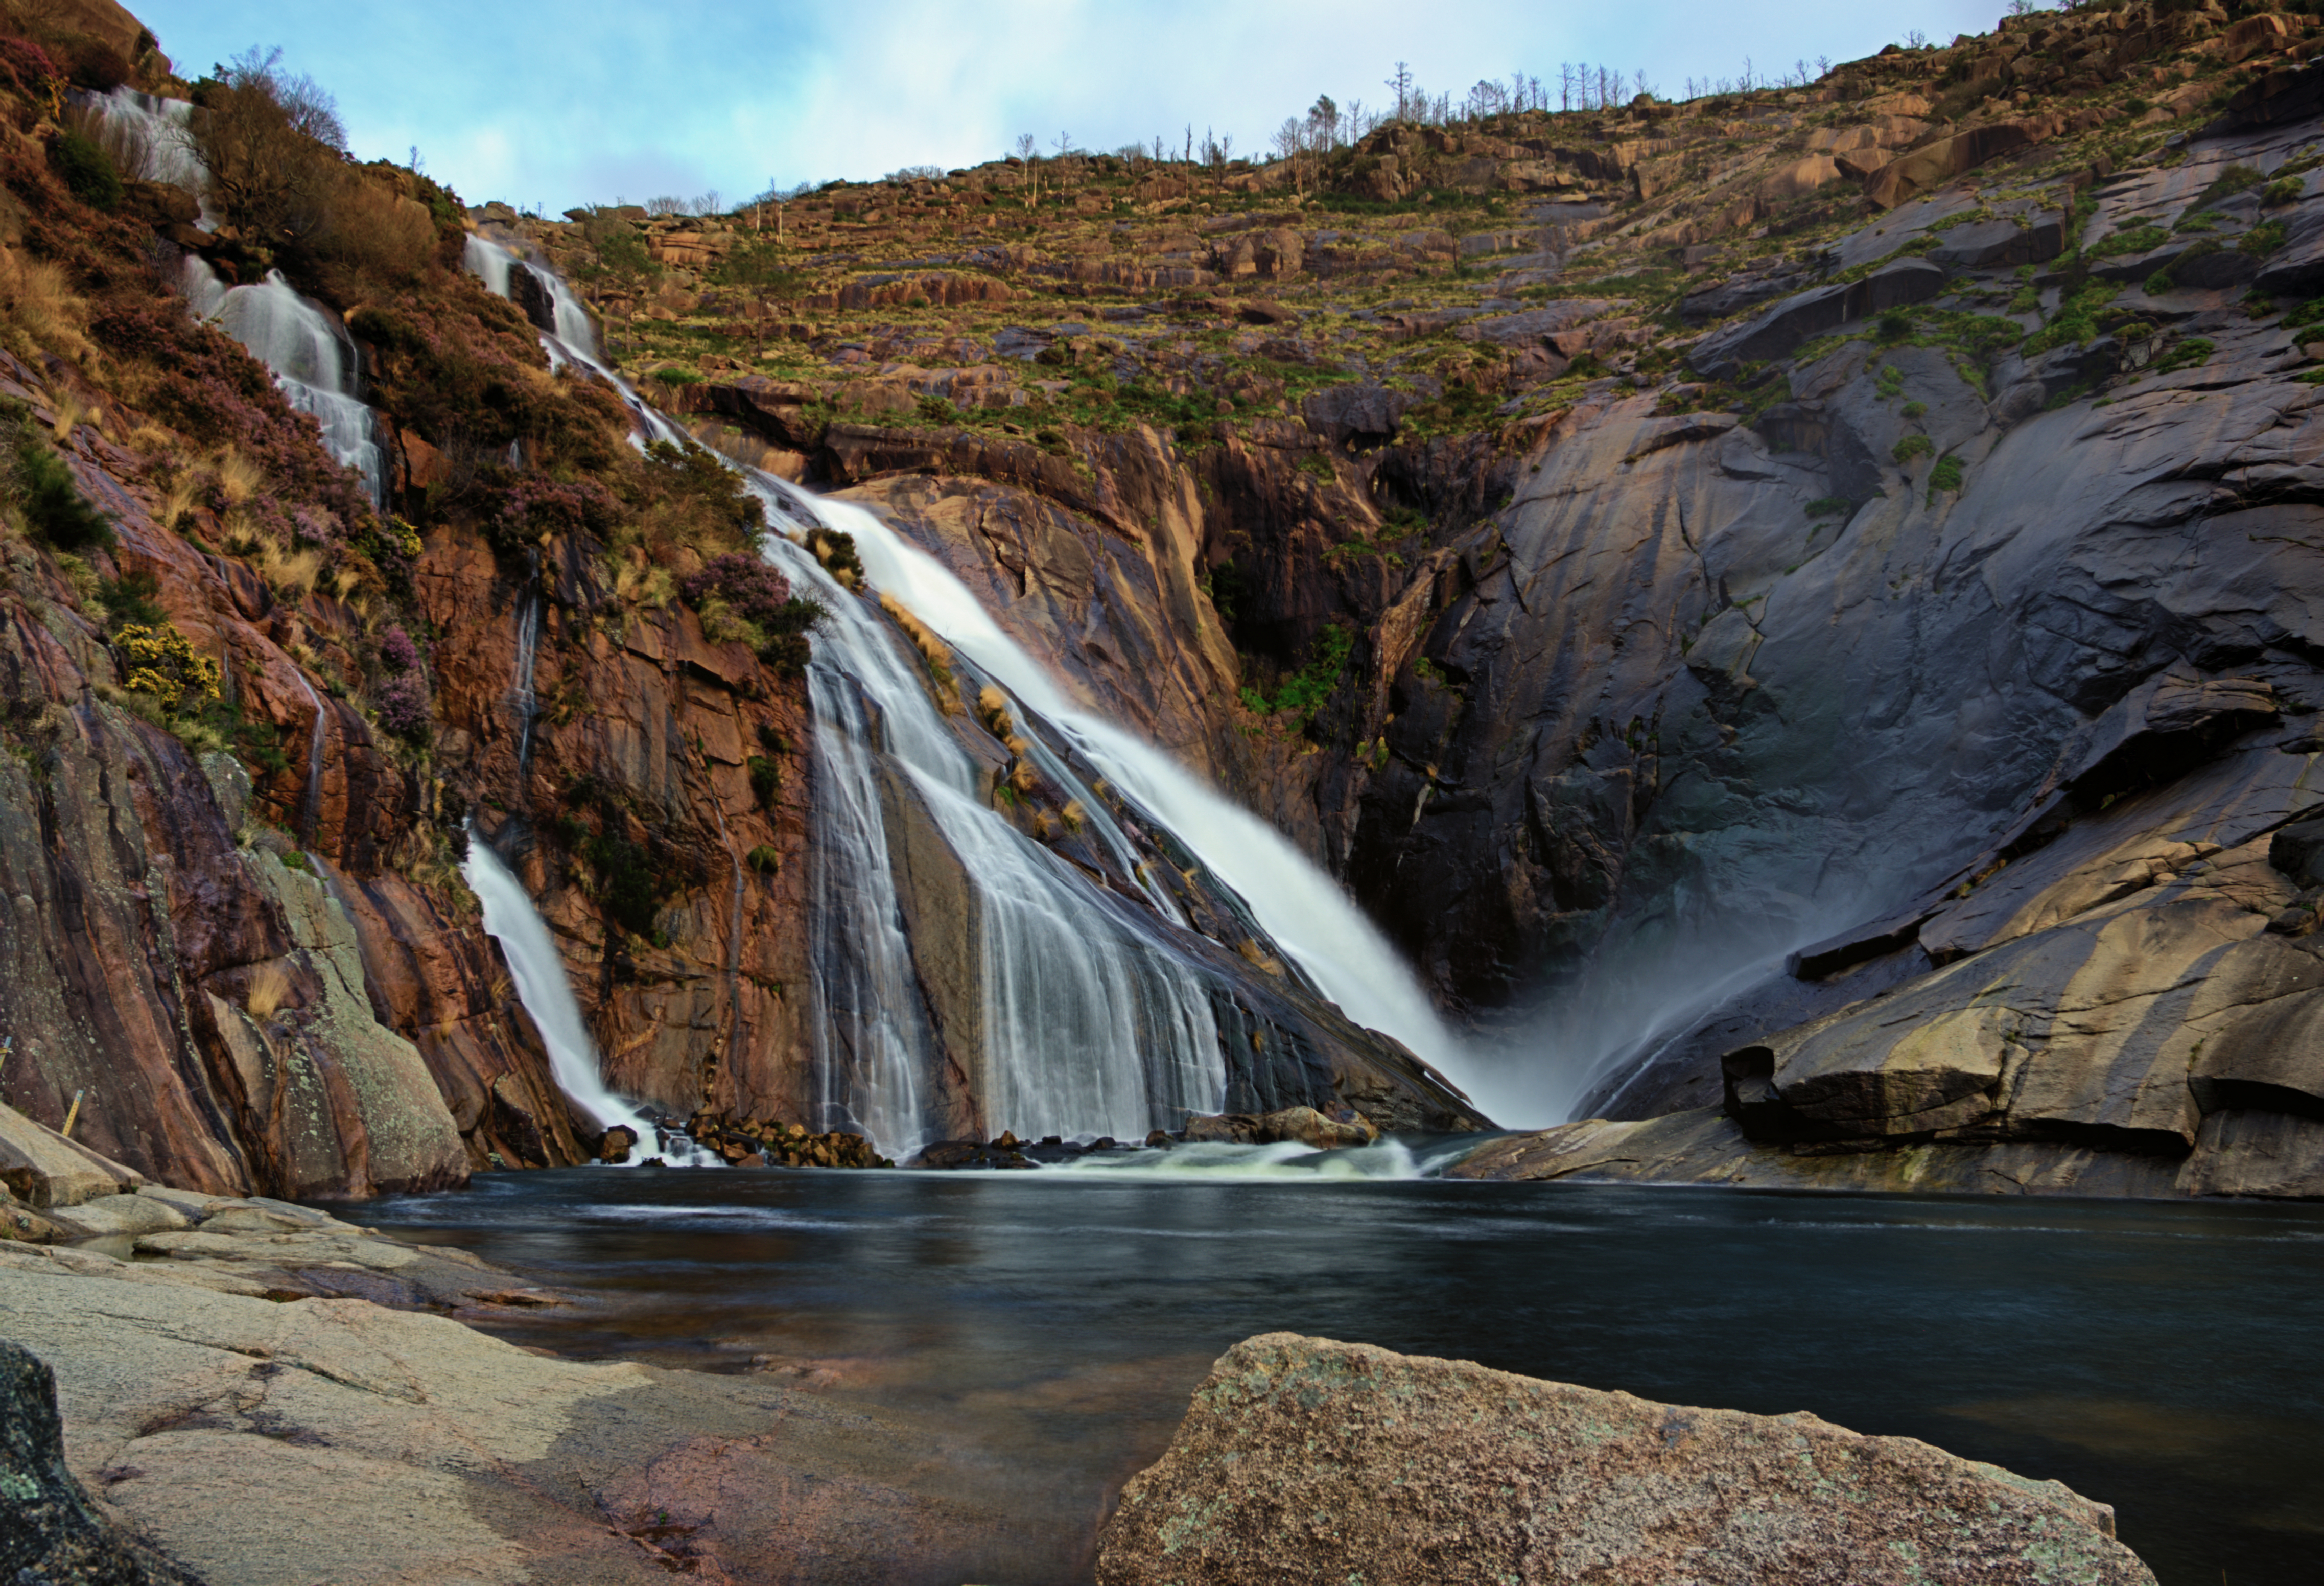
184 260 386 506
511 550 543 784
460 243 1467 1160
290 671 328 847
463 830 713 1167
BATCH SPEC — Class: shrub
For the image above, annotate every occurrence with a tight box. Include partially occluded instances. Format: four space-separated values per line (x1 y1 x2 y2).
371 671 432 740
747 754 780 804
1929 454 1963 493
114 623 221 712
1875 309 1914 344
803 525 863 587
1892 433 1934 465
49 127 120 210
680 552 792 624
495 475 620 547
98 568 165 628
2242 220 2289 258
1805 496 1853 519
580 832 670 942
2263 177 2304 208
378 625 421 672
2144 267 2176 296
745 844 781 874
2154 336 2215 375
11 422 112 548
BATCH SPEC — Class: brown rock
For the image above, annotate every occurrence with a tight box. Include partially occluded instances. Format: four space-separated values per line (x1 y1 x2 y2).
1096 1334 2156 1586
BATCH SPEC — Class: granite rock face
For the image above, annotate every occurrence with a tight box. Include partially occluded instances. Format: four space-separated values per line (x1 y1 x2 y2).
1096 1333 2157 1586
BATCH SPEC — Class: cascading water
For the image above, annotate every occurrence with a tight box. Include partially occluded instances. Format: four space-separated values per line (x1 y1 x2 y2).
790 496 1471 1077
184 260 386 506
751 514 1227 1154
463 829 713 1167
459 244 1471 1158
78 87 215 227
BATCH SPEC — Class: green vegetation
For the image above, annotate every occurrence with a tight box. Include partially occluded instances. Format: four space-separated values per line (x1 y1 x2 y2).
6 416 113 550
2026 279 2120 356
1892 433 1934 465
1805 496 1853 519
2089 222 2166 260
49 128 120 211
2152 336 2215 376
1928 454 1963 500
1239 622 1355 729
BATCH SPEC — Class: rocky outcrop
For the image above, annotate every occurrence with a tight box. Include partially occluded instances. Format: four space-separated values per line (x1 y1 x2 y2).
1 1337 203 1586
1096 1333 2156 1585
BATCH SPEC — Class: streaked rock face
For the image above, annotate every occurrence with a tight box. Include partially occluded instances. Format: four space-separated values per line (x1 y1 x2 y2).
1097 1332 2157 1586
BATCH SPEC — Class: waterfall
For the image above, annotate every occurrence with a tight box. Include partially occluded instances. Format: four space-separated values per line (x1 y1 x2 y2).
79 87 215 227
291 671 328 847
793 497 1469 1074
752 514 1227 1155
463 235 600 363
459 245 1472 1158
463 829 713 1166
512 551 543 783
184 259 385 507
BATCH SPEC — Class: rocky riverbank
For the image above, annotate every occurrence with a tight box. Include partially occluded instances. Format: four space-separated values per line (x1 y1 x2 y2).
0 1183 1057 1584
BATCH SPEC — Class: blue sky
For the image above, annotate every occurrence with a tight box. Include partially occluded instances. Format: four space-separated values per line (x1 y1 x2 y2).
133 1 2012 212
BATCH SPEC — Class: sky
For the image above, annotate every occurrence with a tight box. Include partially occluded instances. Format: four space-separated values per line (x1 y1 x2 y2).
133 1 2015 214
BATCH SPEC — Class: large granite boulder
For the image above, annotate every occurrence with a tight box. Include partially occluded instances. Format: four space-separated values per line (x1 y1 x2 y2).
0 1337 204 1586
1097 1333 2156 1585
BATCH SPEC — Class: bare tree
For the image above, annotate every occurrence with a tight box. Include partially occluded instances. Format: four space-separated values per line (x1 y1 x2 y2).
1386 61 1416 121
1014 132 1041 211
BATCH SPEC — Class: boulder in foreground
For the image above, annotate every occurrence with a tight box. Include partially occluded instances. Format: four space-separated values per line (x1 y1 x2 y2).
1 1338 204 1585
1097 1332 2155 1586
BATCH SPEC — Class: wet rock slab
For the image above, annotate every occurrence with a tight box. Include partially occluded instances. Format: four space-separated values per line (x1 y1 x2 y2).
1097 1333 2157 1586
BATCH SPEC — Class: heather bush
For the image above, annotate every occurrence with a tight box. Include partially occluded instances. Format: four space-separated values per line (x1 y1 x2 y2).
496 475 621 546
378 625 420 672
680 552 792 624
372 670 431 740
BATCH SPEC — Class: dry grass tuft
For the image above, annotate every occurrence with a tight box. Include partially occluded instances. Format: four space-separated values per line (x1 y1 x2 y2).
1061 798 1086 833
49 391 97 442
0 246 93 365
879 591 961 714
245 959 294 1019
211 448 262 506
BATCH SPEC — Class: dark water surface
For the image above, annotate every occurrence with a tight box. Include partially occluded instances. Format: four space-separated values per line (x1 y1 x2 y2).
362 1163 2324 1585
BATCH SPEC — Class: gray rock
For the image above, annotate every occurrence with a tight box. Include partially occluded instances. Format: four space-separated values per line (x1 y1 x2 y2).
1689 259 1946 380
1928 215 2063 270
1096 1333 2156 1586
1300 383 1413 448
0 1337 204 1585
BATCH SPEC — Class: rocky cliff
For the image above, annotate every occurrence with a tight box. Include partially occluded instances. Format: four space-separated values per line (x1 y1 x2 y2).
6 0 2324 1197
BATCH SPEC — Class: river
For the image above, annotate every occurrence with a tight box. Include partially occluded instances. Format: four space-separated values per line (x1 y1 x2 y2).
360 1162 2324 1586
